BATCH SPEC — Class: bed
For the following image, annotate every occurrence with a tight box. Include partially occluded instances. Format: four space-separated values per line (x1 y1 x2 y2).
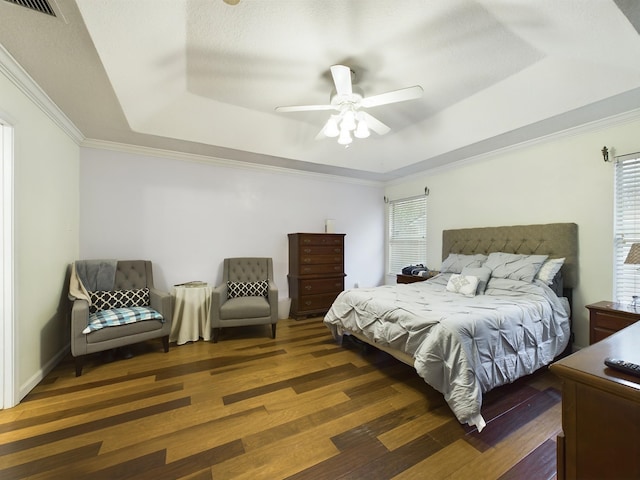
324 222 577 431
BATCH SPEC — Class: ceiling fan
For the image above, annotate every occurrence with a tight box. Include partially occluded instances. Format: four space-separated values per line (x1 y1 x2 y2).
275 65 423 146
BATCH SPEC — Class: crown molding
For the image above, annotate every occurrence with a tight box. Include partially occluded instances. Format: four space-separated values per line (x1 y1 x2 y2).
81 138 384 188
0 44 84 144
387 106 640 185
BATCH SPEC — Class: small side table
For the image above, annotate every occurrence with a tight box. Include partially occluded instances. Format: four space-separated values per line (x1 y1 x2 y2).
171 284 213 345
396 272 437 284
587 300 640 345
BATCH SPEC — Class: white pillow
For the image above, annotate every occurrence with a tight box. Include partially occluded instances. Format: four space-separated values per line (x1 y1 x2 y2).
536 257 565 285
446 274 479 297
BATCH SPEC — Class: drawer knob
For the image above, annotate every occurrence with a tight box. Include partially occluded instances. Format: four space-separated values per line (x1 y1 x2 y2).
305 301 312 306
304 248 312 253
302 267 311 273
303 258 311 263
305 285 312 291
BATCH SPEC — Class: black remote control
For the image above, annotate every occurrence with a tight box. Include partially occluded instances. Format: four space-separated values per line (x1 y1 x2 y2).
604 357 640 378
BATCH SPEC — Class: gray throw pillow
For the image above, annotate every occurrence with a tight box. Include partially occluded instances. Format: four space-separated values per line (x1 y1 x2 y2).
483 252 548 283
461 266 492 294
440 253 488 274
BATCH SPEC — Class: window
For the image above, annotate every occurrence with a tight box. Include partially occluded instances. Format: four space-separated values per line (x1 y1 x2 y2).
614 153 640 304
387 195 427 275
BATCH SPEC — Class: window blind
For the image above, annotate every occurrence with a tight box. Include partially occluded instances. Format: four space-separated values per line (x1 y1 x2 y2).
387 195 427 275
614 153 640 304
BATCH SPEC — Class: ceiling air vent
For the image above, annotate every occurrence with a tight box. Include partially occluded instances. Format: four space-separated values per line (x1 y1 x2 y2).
3 0 56 16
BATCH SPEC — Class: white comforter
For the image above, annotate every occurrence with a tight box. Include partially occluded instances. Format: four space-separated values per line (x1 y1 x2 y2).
323 274 570 431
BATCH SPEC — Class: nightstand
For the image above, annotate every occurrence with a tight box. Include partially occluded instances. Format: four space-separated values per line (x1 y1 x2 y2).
396 272 437 284
587 301 640 345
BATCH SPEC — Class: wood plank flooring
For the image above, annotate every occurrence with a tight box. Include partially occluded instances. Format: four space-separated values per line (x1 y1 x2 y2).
0 317 563 479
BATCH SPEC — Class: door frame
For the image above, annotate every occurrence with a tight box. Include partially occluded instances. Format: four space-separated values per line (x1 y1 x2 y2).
1 120 16 409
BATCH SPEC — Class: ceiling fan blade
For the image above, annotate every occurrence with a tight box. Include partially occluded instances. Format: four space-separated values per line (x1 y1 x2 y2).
361 112 391 135
330 65 352 96
275 104 335 113
361 85 423 108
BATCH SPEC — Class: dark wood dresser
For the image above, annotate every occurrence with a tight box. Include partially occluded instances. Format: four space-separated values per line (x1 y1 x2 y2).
550 321 640 479
288 233 345 319
587 301 640 344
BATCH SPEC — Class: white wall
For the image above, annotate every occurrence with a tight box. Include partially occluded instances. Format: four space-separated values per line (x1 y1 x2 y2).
0 67 80 401
80 147 385 298
385 114 640 348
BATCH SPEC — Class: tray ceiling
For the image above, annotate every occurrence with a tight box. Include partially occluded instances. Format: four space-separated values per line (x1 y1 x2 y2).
1 0 640 181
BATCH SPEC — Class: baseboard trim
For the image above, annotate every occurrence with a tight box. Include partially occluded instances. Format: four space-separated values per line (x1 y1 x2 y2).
18 342 70 403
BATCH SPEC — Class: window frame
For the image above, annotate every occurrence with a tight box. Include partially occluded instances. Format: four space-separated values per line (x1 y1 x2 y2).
613 153 640 304
386 194 428 276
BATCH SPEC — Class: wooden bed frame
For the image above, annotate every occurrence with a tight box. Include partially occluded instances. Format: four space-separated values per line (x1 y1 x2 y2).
347 222 578 365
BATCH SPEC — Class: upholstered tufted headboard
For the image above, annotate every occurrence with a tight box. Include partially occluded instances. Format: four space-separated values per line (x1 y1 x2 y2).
442 223 578 289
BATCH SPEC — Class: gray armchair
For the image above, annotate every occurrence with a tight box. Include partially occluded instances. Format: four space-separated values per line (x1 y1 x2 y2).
70 260 172 376
211 257 278 342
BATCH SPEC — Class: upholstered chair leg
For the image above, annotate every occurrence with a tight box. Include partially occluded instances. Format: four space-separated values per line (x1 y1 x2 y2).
75 357 83 377
271 324 276 339
162 335 169 352
213 328 220 343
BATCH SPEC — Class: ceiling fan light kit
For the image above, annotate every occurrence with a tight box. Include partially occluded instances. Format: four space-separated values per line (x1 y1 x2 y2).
354 114 371 139
323 116 340 138
338 127 352 146
275 65 423 147
324 108 371 146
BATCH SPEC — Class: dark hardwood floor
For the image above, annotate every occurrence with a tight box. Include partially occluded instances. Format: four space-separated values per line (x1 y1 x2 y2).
0 317 562 479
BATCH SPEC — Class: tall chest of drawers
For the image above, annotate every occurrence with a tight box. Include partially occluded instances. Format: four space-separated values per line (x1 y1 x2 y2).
288 233 346 319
